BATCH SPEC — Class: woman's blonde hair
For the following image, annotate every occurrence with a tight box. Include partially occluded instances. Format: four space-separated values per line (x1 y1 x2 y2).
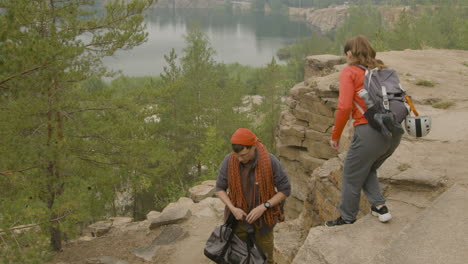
344 35 386 69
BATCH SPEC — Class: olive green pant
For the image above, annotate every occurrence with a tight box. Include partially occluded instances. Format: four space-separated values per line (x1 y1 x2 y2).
234 223 274 264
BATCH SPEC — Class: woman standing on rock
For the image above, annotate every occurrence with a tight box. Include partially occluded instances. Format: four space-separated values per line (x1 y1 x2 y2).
326 35 400 226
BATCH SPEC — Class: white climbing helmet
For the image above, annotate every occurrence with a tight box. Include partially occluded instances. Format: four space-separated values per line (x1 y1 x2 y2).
404 116 432 137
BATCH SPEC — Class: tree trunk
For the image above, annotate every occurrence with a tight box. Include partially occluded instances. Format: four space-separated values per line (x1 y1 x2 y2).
112 185 117 217
46 80 64 251
197 161 202 179
49 215 62 251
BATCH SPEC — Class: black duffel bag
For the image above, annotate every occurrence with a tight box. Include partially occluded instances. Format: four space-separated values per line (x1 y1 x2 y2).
204 214 267 264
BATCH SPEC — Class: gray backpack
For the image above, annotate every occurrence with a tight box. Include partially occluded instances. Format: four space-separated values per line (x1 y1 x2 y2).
354 65 409 137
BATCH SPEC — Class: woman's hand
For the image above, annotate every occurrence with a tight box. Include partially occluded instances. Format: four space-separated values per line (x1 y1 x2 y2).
330 140 340 150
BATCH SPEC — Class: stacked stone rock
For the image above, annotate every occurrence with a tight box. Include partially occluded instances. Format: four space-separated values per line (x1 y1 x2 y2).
274 55 372 264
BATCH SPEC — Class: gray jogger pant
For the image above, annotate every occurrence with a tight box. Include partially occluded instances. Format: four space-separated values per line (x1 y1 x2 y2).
339 124 402 222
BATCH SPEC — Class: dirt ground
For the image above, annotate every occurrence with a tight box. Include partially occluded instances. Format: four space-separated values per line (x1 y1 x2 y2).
379 49 468 186
51 49 468 264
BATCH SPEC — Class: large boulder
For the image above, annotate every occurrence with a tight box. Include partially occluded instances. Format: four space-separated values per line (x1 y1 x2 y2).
87 221 113 237
274 214 309 264
146 211 162 222
304 55 345 80
109 217 133 227
149 198 193 230
191 197 225 218
189 180 216 202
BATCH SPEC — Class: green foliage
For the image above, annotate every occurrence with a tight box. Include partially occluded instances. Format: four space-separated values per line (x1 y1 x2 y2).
251 57 291 152
134 26 251 212
224 1 234 14
270 0 289 15
415 80 436 87
278 36 334 82
252 0 266 12
398 163 411 171
0 0 155 259
224 63 258 89
333 3 384 53
0 229 52 264
199 126 228 180
432 101 455 109
278 0 467 79
388 10 413 48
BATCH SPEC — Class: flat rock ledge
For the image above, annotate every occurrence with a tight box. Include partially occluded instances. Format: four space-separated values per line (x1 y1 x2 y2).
189 180 216 202
133 224 188 262
149 206 192 230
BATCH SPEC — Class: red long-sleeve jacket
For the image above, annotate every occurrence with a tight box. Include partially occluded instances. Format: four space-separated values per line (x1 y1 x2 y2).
331 65 368 141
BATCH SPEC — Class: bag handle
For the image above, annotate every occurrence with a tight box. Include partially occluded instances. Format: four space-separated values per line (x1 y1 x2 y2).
243 216 267 261
218 216 237 261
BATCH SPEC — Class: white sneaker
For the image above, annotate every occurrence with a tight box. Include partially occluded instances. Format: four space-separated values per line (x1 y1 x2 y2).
371 205 392 222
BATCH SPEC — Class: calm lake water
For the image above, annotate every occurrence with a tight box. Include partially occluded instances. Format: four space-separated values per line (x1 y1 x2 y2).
103 8 312 77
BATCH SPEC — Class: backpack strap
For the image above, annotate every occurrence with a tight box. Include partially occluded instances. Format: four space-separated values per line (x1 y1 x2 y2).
381 86 390 111
354 64 372 115
354 101 365 115
356 64 368 71
361 65 390 112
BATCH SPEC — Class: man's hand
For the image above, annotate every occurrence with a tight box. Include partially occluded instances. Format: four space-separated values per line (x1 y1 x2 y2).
231 207 247 221
330 139 339 150
246 204 267 224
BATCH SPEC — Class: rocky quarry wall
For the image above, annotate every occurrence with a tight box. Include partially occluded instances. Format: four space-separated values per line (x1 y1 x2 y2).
273 54 454 264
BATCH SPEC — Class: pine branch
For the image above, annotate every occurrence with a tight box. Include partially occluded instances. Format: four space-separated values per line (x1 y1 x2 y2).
71 135 117 145
0 212 73 234
0 65 45 86
78 157 125 166
0 166 40 176
67 106 123 115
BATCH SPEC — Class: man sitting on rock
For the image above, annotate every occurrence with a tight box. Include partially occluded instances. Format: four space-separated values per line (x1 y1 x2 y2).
216 128 291 264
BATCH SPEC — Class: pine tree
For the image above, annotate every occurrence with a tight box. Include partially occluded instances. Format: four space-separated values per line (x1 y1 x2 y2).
0 0 155 255
254 57 286 151
153 27 249 188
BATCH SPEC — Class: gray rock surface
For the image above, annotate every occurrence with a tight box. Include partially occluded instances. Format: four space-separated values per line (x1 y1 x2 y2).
133 224 188 262
163 197 194 212
381 167 447 190
372 184 468 264
304 55 345 79
88 221 113 237
189 180 216 202
292 199 426 264
274 215 308 264
146 211 161 222
109 217 133 227
192 197 225 218
277 55 352 220
149 206 192 230
85 256 129 264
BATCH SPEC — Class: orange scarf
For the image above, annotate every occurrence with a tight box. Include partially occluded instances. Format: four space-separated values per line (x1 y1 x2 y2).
227 142 284 228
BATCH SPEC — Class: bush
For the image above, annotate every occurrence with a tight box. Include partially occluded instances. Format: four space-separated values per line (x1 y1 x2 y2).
432 101 455 109
416 80 435 87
